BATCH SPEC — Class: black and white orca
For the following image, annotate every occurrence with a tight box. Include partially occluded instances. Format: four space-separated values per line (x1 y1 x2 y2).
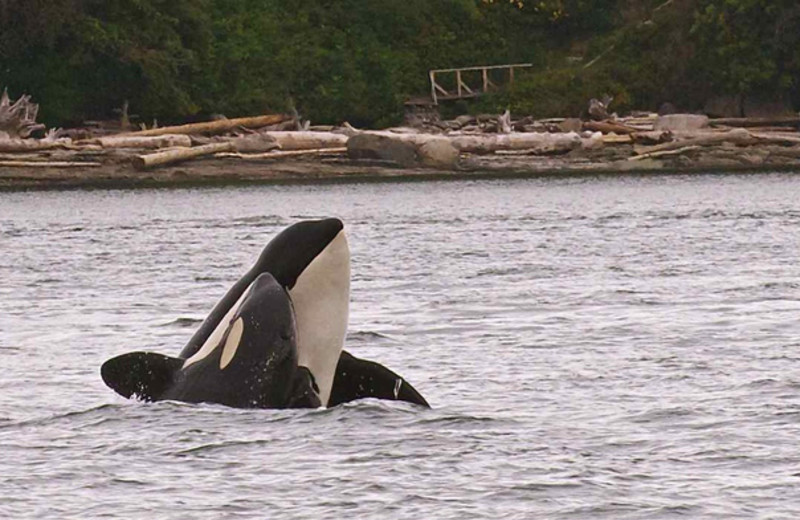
101 273 321 408
102 218 429 408
179 218 350 406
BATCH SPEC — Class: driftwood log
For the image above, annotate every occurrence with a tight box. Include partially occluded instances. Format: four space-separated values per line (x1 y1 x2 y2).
631 130 673 144
217 148 347 160
0 139 71 152
122 114 290 137
0 160 100 168
629 145 702 161
263 131 349 150
226 134 280 153
709 117 800 128
358 130 600 154
450 132 596 154
133 142 234 169
96 134 192 149
750 132 800 146
634 128 752 156
583 120 638 135
766 146 800 158
0 89 46 139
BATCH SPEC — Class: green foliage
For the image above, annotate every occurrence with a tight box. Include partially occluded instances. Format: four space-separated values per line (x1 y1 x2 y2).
203 0 543 126
503 0 800 115
483 66 631 118
1 0 797 127
690 0 800 96
0 0 214 124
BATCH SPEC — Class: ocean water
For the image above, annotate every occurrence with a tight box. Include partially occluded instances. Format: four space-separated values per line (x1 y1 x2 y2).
1 173 800 518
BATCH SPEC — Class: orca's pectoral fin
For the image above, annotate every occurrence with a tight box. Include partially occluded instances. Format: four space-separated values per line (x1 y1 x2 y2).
101 351 183 402
285 366 322 409
328 350 430 408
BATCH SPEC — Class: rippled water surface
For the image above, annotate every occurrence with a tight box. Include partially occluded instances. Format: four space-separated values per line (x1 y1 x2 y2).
2 173 800 518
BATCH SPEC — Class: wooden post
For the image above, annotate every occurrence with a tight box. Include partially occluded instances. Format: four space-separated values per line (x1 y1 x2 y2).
430 71 438 105
509 67 515 85
456 70 462 98
482 68 488 93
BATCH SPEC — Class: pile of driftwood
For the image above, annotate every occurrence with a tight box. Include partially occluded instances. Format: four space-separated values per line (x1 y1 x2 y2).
2 88 800 175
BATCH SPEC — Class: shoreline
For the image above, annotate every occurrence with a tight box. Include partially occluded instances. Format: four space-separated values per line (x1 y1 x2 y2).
2 146 799 191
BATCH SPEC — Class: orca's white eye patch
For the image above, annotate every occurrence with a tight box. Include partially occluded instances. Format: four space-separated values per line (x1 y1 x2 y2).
220 317 244 370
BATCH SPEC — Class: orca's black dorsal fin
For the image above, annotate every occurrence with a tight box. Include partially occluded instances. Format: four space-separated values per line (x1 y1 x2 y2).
101 352 183 402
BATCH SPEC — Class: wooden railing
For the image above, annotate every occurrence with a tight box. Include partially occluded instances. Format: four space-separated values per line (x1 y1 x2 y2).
428 64 532 104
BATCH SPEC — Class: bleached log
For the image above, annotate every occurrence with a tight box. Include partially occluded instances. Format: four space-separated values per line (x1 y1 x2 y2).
450 132 583 154
227 134 279 153
628 145 701 161
121 114 289 137
709 117 800 128
634 128 752 155
0 161 100 168
766 146 800 158
0 153 50 161
602 134 633 144
217 148 347 160
631 131 673 145
96 134 192 149
750 132 800 146
133 142 234 169
583 120 638 134
0 139 71 152
262 131 349 151
355 130 593 155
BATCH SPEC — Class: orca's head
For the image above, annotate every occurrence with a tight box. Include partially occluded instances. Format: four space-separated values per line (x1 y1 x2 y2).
253 218 347 290
253 218 350 407
178 273 300 408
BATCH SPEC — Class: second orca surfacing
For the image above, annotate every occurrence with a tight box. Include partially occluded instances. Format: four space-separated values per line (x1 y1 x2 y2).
101 273 321 408
101 218 429 410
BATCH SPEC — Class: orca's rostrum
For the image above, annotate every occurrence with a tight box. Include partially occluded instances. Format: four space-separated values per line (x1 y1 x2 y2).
101 218 429 409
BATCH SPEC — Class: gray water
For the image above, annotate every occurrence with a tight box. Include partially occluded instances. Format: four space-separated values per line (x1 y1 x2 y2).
1 173 800 519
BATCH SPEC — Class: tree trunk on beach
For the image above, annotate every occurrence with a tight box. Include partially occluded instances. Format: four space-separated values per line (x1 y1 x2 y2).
122 114 290 137
133 142 235 169
449 132 585 154
0 139 69 152
262 131 349 150
634 128 752 156
709 117 800 128
95 135 192 149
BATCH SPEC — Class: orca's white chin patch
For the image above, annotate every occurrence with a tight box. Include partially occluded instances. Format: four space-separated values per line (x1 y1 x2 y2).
290 229 350 406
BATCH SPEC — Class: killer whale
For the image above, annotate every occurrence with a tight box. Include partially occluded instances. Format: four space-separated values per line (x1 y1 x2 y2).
102 218 429 408
177 218 428 408
101 273 320 408
180 218 350 406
